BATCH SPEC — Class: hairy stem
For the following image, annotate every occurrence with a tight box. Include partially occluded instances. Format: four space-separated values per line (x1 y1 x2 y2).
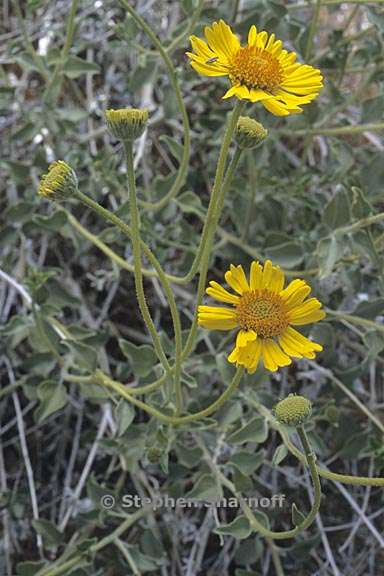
94 367 244 425
181 101 245 361
124 141 183 413
119 0 190 211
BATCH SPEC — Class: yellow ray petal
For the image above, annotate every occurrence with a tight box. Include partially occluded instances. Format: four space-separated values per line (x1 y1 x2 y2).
261 339 291 372
247 338 263 373
204 20 239 61
279 84 321 96
236 329 257 348
218 19 241 54
249 88 273 102
262 259 273 289
269 265 285 293
248 24 257 46
261 98 291 116
275 91 316 106
198 317 239 330
289 309 326 326
278 51 297 65
282 63 302 74
261 341 278 372
228 345 240 363
189 36 216 59
223 84 252 100
190 60 229 77
269 39 283 57
223 84 242 99
206 281 239 305
282 71 323 84
225 264 250 295
250 261 263 290
234 84 251 99
265 33 276 51
279 279 308 301
279 326 322 358
256 30 268 49
284 285 312 310
198 305 237 317
228 338 263 373
288 298 323 321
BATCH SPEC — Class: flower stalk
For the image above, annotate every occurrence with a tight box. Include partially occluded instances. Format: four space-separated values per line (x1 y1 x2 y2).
123 139 183 413
181 100 245 361
94 367 244 425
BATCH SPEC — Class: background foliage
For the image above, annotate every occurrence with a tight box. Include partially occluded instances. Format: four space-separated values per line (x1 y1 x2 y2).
1 0 384 574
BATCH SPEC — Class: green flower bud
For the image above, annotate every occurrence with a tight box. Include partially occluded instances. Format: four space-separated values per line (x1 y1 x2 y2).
274 394 312 427
105 108 148 141
38 161 78 201
146 447 163 464
325 405 339 424
235 116 268 149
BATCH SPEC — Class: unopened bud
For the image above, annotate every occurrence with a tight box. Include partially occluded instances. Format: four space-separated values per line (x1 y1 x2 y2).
235 116 268 149
274 394 312 427
38 160 78 201
105 108 148 141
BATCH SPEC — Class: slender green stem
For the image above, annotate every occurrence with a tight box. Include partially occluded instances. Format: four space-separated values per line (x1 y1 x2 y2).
12 0 49 81
305 0 322 61
94 367 244 425
61 0 79 59
313 24 375 64
123 141 174 380
72 110 243 388
119 0 190 211
126 141 182 411
309 359 384 434
44 0 79 103
115 539 142 575
74 189 184 377
175 146 243 289
165 0 204 54
289 0 384 6
0 381 23 399
37 557 85 576
326 309 384 337
122 372 168 395
63 210 138 271
63 374 93 384
36 508 148 576
248 394 384 486
65 205 318 286
214 147 243 219
66 144 242 291
335 212 384 236
266 538 285 576
231 0 241 21
33 304 63 366
64 370 167 395
199 430 321 540
242 151 257 241
277 123 384 138
248 425 320 538
182 101 245 361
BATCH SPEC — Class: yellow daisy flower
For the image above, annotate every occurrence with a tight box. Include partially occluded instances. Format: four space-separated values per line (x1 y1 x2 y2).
198 260 325 373
186 20 323 116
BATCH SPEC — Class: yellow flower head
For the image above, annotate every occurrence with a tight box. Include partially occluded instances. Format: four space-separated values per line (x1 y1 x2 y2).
38 160 78 201
198 260 325 373
186 20 323 116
